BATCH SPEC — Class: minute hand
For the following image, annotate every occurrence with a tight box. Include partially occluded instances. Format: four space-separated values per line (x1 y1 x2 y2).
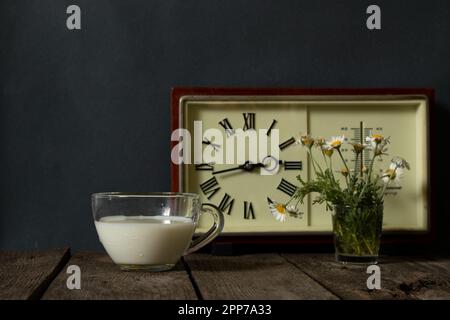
212 161 265 175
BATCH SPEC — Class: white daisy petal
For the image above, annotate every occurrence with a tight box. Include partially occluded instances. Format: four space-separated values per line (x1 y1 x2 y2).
267 199 287 222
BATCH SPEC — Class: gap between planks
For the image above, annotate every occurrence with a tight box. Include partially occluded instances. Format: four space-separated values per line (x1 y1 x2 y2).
282 253 450 300
183 253 338 300
0 248 71 300
42 252 197 300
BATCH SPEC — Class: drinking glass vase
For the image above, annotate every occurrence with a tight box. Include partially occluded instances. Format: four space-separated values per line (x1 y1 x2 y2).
332 204 383 264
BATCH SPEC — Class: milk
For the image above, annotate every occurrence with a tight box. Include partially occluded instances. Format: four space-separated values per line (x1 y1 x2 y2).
95 215 196 266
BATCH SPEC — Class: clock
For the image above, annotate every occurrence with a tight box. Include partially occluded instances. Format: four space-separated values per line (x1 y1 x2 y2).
171 88 434 244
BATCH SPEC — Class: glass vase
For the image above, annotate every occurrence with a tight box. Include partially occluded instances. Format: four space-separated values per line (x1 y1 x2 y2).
332 204 383 264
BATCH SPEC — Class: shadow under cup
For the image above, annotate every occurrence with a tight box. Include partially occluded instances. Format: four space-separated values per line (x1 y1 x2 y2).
92 192 224 271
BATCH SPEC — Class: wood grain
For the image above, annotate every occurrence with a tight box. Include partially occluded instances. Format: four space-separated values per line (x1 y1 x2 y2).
184 253 338 300
0 248 70 300
42 252 197 300
401 257 450 299
282 254 450 300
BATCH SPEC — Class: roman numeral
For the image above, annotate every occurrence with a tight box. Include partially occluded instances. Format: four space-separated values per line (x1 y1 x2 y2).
267 119 277 136
218 193 234 215
219 118 234 136
244 201 255 219
243 113 255 131
195 163 214 171
279 137 296 150
277 178 297 197
284 161 302 170
199 177 220 199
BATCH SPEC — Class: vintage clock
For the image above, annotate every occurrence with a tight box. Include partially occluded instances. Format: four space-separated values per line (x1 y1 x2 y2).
171 88 434 244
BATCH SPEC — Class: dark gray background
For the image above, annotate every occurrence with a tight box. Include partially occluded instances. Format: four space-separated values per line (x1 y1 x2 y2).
1 0 449 252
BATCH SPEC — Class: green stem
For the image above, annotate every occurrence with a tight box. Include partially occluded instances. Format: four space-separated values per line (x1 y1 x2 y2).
308 149 323 176
380 166 398 197
329 156 336 181
367 144 379 183
337 149 350 189
359 151 378 201
354 153 360 178
337 148 350 173
322 152 329 170
310 148 323 174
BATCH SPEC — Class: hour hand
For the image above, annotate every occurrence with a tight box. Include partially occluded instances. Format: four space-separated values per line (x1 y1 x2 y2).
212 161 265 175
212 165 243 175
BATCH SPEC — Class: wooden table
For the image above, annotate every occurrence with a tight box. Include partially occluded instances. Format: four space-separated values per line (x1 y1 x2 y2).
1 248 450 300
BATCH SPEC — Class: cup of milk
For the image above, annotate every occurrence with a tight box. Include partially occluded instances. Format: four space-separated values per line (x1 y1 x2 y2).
92 192 224 271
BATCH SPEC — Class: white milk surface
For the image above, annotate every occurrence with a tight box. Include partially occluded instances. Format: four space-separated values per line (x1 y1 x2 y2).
95 215 196 265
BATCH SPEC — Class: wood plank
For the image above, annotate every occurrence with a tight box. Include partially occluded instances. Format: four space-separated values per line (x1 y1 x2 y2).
400 257 450 300
184 253 338 300
42 252 197 300
282 254 450 300
0 248 71 300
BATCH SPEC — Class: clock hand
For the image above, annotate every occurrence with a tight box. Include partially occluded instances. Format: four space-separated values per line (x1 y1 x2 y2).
202 138 221 150
212 161 266 175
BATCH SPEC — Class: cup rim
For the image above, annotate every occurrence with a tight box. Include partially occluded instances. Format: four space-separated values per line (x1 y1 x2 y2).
91 192 200 199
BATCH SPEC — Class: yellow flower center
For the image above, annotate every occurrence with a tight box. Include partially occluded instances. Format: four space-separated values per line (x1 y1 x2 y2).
301 136 314 147
351 143 365 153
372 134 384 143
340 168 349 177
315 138 326 147
386 168 396 179
276 204 286 214
323 149 334 157
331 140 342 148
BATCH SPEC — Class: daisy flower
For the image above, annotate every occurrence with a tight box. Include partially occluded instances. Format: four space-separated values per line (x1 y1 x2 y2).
326 135 346 149
295 133 314 148
391 156 410 170
349 142 367 155
366 133 389 147
315 137 326 148
365 133 385 147
338 167 350 177
321 145 334 157
381 163 405 185
286 205 303 218
268 200 287 222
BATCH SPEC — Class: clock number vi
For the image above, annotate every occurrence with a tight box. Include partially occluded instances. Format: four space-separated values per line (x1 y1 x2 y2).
277 178 298 197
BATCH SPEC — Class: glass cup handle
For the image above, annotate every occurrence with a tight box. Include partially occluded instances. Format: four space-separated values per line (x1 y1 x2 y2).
185 203 224 255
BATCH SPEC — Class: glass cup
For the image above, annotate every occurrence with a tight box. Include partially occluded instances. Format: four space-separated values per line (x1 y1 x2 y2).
92 192 224 271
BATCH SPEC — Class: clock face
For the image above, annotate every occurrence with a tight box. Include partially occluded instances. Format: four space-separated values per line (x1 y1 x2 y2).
177 96 429 234
183 102 310 233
